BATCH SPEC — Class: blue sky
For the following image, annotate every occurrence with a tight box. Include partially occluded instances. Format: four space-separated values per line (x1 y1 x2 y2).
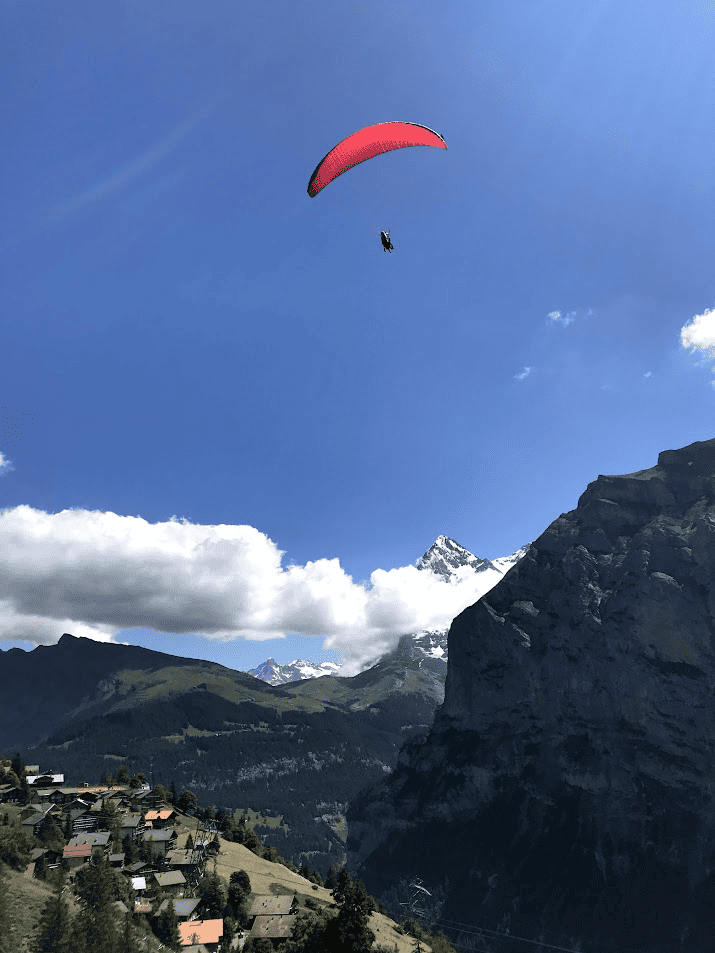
2 1 715 675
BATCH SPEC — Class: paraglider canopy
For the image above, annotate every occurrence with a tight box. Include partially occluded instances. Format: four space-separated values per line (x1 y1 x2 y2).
307 121 447 197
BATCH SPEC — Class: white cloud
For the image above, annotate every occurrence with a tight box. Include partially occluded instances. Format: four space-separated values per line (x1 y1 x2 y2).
547 310 576 327
50 107 211 221
681 307 715 360
514 366 532 381
644 371 653 378
0 506 509 675
0 452 14 475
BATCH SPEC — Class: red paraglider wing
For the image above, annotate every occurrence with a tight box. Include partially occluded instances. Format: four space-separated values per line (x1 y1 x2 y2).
307 121 447 197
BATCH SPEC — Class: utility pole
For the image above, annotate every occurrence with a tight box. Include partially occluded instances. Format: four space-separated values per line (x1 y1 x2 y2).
399 877 432 952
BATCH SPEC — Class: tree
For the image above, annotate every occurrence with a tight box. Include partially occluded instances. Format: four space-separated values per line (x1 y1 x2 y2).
129 773 145 790
118 910 141 953
177 790 198 815
0 818 33 869
331 868 376 953
228 869 252 924
185 833 194 851
31 875 73 953
10 752 24 781
221 915 238 952
19 776 31 806
115 766 131 784
68 857 127 953
169 779 178 805
0 861 11 953
155 901 181 950
198 871 228 918
152 782 169 803
38 815 64 854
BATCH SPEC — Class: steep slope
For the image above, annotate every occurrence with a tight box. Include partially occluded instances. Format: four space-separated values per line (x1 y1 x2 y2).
349 437 715 953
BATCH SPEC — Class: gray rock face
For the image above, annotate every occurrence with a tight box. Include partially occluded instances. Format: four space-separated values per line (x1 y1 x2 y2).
348 437 715 953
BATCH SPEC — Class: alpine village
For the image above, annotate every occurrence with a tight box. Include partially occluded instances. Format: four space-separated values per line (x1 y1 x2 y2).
0 755 451 953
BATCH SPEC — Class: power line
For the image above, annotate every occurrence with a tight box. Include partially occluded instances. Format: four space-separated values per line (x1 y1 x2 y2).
409 907 646 953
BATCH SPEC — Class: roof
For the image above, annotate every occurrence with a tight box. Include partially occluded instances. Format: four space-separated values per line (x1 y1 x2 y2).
248 895 295 916
178 919 224 946
21 813 46 825
144 809 175 820
153 870 186 887
142 828 175 842
250 915 297 939
69 832 110 847
157 897 201 919
131 877 147 891
166 849 194 865
109 853 125 863
26 774 64 785
63 844 92 858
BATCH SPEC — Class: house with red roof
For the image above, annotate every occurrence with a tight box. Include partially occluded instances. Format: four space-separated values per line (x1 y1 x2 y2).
178 918 223 951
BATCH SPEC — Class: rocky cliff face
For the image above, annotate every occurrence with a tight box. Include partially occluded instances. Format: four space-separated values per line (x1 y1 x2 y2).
348 437 715 953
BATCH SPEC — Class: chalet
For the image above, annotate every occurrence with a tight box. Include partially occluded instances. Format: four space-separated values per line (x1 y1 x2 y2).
29 847 63 872
49 787 82 805
63 843 92 870
247 896 296 917
165 848 202 873
247 895 297 947
120 814 145 839
0 786 21 804
143 787 166 809
68 832 112 858
249 915 297 946
108 852 125 868
65 797 92 816
26 773 64 787
21 812 50 837
141 827 177 859
177 918 223 951
152 869 186 896
29 789 56 807
20 802 62 822
155 897 201 922
121 861 158 884
144 808 178 829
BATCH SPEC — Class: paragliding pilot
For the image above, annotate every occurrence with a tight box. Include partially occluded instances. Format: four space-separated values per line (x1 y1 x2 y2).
380 230 394 253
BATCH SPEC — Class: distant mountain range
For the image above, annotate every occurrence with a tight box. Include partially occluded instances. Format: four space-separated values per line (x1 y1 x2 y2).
245 535 530 686
245 657 341 686
0 535 528 876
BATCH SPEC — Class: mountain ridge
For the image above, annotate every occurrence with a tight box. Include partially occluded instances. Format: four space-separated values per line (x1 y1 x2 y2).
349 436 715 953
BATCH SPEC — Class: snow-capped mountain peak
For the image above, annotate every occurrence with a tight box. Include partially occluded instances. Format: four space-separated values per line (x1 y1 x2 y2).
416 535 495 581
245 656 340 687
247 538 531 685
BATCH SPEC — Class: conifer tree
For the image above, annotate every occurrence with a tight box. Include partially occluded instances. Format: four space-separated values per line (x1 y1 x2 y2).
10 752 24 780
169 779 178 805
31 873 73 953
0 861 11 953
156 901 181 950
185 832 194 850
19 775 31 806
